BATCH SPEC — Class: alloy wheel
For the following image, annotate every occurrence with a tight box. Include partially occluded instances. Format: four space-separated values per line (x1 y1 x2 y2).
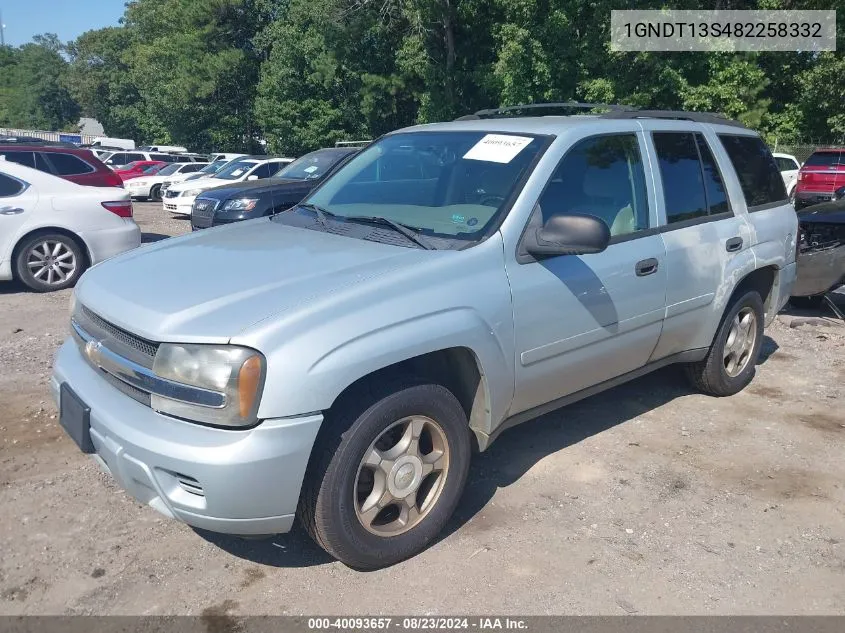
26 240 77 286
354 415 450 536
723 307 757 377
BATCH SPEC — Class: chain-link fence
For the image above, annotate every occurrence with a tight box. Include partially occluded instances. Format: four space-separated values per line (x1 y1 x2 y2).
770 140 845 164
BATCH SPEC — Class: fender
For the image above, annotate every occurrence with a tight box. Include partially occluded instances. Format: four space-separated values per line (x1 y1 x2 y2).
253 306 514 436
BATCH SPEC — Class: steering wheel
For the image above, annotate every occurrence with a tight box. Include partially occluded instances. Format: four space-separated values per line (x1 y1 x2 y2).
478 193 506 207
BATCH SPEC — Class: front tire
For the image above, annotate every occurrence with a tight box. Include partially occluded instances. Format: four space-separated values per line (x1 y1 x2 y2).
150 184 162 202
685 290 764 396
15 233 86 292
299 379 472 570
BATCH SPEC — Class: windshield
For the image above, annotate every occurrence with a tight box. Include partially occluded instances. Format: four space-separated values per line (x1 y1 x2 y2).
123 161 142 170
215 160 258 180
157 163 183 176
276 150 347 181
198 161 225 174
300 131 546 239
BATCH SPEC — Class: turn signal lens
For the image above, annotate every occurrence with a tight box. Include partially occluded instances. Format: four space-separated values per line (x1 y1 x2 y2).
238 355 263 419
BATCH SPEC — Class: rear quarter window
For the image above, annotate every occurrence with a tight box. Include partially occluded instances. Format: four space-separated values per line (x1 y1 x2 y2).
44 152 95 176
0 173 25 197
718 135 787 210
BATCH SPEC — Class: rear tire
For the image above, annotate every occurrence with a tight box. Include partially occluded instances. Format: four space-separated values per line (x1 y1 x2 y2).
14 233 86 292
150 184 162 202
299 378 472 570
685 290 764 397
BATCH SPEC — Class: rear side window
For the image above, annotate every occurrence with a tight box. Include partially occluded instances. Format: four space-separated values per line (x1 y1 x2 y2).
152 153 176 162
0 173 24 197
696 135 730 215
0 151 36 169
44 153 95 175
803 151 843 167
653 132 708 223
718 135 787 209
774 156 799 171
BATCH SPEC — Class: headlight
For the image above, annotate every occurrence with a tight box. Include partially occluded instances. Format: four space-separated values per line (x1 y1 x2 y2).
152 343 265 427
222 198 259 211
182 189 204 197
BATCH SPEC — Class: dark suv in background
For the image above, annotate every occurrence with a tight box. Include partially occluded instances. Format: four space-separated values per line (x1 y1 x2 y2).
0 144 123 188
191 147 359 229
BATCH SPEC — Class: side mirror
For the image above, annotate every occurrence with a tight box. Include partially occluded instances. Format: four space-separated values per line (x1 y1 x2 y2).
525 214 610 259
247 175 259 181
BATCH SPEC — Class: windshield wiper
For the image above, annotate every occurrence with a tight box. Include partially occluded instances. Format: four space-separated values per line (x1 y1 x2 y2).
344 215 436 250
297 204 436 250
294 202 337 224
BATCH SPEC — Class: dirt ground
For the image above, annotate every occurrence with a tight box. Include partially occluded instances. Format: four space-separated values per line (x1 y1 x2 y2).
1 202 844 616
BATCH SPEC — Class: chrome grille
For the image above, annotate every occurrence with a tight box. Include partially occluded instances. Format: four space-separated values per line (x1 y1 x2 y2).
80 306 159 362
100 369 152 406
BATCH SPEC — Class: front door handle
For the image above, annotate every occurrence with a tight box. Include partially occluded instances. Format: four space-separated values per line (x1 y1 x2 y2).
635 258 659 277
0 206 24 215
726 236 743 252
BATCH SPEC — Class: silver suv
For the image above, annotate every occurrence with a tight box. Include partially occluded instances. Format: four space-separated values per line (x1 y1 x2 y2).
53 107 798 569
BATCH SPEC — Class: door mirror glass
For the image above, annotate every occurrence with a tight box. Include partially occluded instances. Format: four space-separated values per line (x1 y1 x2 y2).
525 214 611 258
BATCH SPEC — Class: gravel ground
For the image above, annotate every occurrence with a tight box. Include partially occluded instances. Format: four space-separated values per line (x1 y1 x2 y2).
1 202 844 616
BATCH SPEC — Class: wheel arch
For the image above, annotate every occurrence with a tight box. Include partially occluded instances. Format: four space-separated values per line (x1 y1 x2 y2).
10 226 91 280
326 346 492 452
728 265 778 322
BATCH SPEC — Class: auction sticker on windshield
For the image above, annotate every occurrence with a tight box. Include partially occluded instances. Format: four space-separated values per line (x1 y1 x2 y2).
463 134 533 163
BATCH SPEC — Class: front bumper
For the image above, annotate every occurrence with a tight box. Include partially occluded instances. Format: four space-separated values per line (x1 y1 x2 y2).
163 197 195 215
51 339 323 535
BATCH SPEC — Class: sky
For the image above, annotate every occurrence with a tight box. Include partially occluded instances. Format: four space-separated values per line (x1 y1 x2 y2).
0 0 126 47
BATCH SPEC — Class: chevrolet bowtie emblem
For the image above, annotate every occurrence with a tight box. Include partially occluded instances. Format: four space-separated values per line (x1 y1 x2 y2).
85 340 104 368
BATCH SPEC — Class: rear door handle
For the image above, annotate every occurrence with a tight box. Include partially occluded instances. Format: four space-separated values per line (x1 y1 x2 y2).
0 206 24 215
635 258 659 277
726 237 743 252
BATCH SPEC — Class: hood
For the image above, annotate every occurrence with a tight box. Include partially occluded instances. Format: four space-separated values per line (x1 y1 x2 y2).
75 219 431 343
199 178 313 201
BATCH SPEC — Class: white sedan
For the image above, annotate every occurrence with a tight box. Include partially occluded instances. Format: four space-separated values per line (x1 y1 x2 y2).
163 156 293 215
125 162 210 201
0 160 141 292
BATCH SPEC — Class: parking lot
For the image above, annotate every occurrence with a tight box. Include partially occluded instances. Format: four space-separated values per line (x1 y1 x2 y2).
0 201 844 615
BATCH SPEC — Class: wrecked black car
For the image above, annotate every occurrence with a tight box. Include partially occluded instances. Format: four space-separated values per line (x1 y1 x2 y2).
791 198 845 308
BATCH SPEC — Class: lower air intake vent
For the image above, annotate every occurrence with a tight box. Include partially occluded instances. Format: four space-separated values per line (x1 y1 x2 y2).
174 473 204 497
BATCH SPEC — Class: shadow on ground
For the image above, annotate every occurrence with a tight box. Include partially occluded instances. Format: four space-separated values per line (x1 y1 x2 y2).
141 232 171 243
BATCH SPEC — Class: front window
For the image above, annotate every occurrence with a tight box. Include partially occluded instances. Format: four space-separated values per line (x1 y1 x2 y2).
298 131 546 240
276 151 347 181
215 160 258 180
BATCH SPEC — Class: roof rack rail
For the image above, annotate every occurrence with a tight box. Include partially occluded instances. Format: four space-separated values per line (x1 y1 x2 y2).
335 140 372 148
600 109 747 129
458 102 638 120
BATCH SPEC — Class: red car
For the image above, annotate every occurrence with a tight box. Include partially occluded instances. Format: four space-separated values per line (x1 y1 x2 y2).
114 160 167 182
0 144 123 188
795 148 845 209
